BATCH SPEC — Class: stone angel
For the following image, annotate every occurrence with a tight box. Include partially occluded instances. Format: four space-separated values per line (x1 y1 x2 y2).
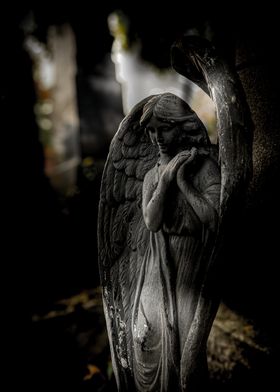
98 36 252 391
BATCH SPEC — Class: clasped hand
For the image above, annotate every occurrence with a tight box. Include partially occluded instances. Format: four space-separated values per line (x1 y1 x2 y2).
161 147 198 183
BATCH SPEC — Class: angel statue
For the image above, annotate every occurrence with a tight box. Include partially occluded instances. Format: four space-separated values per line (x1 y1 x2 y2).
98 37 252 391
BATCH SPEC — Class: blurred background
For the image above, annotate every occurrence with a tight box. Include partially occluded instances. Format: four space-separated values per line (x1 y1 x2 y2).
3 2 280 391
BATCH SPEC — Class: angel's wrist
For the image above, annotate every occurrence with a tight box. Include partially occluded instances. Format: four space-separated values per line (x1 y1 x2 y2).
159 174 171 186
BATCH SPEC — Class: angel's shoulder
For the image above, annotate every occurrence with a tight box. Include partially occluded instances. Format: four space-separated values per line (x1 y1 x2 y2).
142 165 158 195
195 155 221 190
144 165 157 181
200 155 220 173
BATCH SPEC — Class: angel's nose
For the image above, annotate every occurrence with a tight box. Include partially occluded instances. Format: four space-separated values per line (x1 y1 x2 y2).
156 130 163 141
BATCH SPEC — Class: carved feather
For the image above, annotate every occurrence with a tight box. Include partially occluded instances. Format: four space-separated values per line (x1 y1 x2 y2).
171 35 253 220
171 35 253 387
98 95 158 387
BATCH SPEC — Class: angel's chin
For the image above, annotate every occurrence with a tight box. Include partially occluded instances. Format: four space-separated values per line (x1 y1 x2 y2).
159 146 169 154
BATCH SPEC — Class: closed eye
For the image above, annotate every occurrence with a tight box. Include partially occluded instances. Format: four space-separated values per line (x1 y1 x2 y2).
187 129 200 135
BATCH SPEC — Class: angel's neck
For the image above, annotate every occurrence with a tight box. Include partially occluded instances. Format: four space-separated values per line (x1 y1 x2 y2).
158 153 171 165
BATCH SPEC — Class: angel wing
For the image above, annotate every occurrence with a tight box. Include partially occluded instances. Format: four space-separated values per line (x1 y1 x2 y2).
171 35 253 221
98 96 157 389
171 36 253 387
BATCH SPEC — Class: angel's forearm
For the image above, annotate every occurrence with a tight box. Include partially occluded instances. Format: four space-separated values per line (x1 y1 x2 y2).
143 177 170 232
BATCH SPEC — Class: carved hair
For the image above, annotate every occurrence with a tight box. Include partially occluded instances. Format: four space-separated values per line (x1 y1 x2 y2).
140 93 211 147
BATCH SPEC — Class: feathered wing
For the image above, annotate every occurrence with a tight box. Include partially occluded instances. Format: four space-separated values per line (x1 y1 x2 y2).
171 35 253 220
171 36 253 388
98 96 157 390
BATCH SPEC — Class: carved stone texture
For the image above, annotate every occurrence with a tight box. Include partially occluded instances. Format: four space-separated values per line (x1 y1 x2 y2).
98 37 252 391
98 92 220 391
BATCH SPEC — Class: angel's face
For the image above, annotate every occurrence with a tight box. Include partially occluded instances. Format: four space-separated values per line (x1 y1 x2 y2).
146 117 179 155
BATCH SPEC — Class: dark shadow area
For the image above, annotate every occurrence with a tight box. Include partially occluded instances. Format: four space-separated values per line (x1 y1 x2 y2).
3 2 279 390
